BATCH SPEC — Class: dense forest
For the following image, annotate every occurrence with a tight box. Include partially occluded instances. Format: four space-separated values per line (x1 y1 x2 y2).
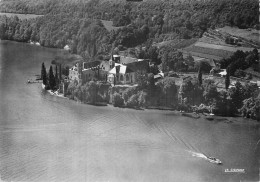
0 0 258 61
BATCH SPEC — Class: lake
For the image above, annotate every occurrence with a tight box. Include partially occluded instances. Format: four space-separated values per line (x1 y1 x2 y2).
0 40 259 182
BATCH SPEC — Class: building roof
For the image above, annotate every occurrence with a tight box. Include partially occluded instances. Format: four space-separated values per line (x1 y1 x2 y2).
82 68 108 73
109 63 134 74
120 56 138 64
64 45 70 50
83 61 100 69
219 69 227 76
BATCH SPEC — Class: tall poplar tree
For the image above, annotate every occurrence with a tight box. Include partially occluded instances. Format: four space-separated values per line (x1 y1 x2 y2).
41 62 47 85
225 67 230 90
49 65 55 90
55 65 59 86
198 66 202 85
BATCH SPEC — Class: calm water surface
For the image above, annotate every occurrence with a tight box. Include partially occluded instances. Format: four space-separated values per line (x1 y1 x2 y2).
0 40 259 182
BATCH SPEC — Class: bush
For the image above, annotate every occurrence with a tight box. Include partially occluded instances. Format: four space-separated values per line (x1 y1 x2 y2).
136 72 148 89
85 81 99 104
66 80 78 98
157 77 178 107
234 69 245 78
125 94 139 108
239 97 260 120
112 93 124 107
122 86 139 103
138 91 147 108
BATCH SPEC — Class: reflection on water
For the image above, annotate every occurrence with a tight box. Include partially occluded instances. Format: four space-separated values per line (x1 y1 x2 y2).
0 40 259 182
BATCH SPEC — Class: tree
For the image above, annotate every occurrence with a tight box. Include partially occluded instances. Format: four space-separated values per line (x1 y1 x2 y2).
228 81 246 112
145 46 161 65
157 77 177 106
85 81 98 104
122 86 139 103
180 78 203 105
41 62 47 85
125 94 139 108
225 67 230 90
214 90 235 116
147 73 155 88
48 65 56 90
239 97 260 120
203 80 219 105
136 72 148 89
243 82 259 99
112 92 124 107
55 65 59 87
198 66 202 85
0 23 6 39
138 91 147 108
185 20 193 30
66 79 78 98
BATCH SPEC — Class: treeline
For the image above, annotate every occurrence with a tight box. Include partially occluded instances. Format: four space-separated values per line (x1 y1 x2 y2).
64 72 260 120
0 14 110 60
112 74 260 120
220 49 259 77
0 0 258 53
41 62 60 90
0 0 259 70
100 0 259 43
65 80 111 105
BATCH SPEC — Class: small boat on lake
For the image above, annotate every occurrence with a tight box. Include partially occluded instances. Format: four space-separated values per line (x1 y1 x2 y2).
207 156 222 165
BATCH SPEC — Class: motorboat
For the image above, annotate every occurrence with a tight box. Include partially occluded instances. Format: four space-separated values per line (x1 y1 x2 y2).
207 157 222 164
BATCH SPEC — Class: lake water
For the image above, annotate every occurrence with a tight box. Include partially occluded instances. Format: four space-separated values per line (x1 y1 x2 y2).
0 40 259 182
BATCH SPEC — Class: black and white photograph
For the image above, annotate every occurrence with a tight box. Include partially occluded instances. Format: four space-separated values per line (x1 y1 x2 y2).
0 0 259 181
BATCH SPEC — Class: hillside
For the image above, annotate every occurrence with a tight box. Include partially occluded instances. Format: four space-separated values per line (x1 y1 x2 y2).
0 0 259 61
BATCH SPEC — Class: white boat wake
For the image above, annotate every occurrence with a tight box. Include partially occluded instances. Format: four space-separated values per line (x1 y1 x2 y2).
187 150 207 159
187 150 222 164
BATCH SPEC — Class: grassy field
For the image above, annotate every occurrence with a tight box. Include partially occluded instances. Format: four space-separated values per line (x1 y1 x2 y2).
172 38 198 49
183 45 233 59
155 38 198 49
217 26 260 44
181 50 224 60
0 12 43 19
194 41 260 52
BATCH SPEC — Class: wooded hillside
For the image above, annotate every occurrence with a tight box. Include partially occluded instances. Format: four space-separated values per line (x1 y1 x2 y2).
0 0 258 61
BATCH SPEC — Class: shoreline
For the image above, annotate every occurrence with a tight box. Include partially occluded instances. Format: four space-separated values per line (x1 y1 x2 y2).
41 83 67 99
41 84 259 125
11 38 256 125
0 39 69 52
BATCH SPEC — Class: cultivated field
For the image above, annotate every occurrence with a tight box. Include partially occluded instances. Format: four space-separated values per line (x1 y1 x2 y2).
194 42 260 53
183 45 233 59
181 50 224 60
0 12 43 20
155 38 198 49
217 26 260 44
